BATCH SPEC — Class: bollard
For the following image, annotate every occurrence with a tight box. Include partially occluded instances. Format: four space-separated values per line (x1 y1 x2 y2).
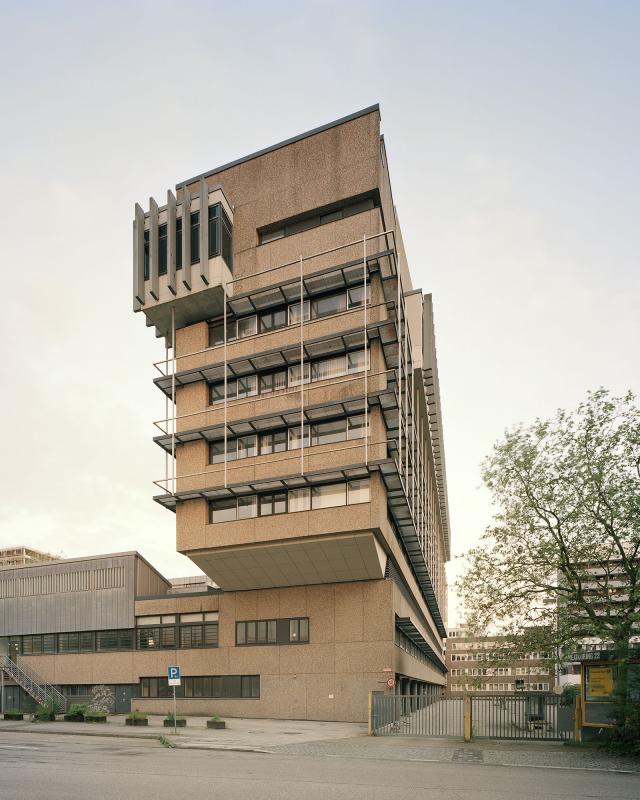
463 694 472 742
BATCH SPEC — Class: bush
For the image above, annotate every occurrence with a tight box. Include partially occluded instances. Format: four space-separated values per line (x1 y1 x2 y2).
210 714 221 722
127 710 147 721
165 712 186 722
605 700 640 758
560 685 580 706
3 709 21 716
34 700 61 721
68 703 89 718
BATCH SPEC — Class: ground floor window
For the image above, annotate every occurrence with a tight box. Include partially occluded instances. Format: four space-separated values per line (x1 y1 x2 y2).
140 674 260 699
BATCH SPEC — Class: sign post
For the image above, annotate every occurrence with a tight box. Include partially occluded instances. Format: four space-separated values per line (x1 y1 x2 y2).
168 666 181 735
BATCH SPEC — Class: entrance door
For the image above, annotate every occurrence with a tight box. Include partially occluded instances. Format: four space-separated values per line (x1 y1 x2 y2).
115 685 134 714
8 639 20 662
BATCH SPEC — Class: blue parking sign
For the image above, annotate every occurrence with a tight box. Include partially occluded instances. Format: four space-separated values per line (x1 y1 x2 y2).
168 666 181 686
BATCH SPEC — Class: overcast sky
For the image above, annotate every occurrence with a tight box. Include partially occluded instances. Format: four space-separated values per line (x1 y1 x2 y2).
1 1 638 624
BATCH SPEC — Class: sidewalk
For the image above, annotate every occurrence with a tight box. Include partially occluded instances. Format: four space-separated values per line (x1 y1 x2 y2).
0 714 367 750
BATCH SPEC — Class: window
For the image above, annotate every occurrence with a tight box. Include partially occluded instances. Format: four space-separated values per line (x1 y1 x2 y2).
136 626 175 650
208 205 220 258
142 675 258 699
180 624 219 649
236 375 257 400
238 495 257 519
190 211 200 264
347 415 368 440
237 316 257 338
260 430 287 455
210 497 238 523
209 319 236 346
312 292 347 319
259 370 287 394
258 196 376 245
289 618 309 643
42 634 56 654
242 675 260 698
143 229 149 280
237 435 257 459
158 223 167 275
312 483 346 510
288 362 310 386
221 208 233 270
347 479 370 504
236 620 277 645
236 618 307 646
80 631 94 652
288 300 310 325
347 350 368 374
176 217 182 269
96 630 118 651
259 308 287 333
311 418 346 447
347 284 370 309
288 487 310 513
311 354 344 382
259 492 287 516
58 632 80 653
210 440 229 464
288 426 310 450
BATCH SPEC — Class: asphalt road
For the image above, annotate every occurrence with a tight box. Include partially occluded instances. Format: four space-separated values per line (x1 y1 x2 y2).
0 731 638 800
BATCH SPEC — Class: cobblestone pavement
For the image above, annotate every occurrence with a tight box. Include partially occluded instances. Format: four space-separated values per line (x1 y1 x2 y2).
268 736 640 773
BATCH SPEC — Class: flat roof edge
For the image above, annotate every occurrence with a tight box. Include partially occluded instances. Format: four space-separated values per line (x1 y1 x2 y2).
177 104 381 189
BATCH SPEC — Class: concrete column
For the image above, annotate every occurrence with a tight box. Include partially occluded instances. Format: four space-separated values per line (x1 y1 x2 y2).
181 186 191 290
133 203 145 307
199 177 209 286
149 197 159 301
167 190 177 296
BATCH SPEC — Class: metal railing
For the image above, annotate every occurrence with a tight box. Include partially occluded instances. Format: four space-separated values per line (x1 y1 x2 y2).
0 655 67 712
471 694 574 741
371 694 463 737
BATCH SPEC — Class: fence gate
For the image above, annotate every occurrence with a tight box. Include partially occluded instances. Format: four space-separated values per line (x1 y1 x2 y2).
371 694 463 737
471 694 574 741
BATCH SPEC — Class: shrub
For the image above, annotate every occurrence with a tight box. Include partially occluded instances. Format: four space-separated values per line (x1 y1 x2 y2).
34 700 61 721
3 709 21 716
210 714 221 722
560 685 580 707
90 685 115 713
127 710 148 721
68 703 89 717
164 712 186 722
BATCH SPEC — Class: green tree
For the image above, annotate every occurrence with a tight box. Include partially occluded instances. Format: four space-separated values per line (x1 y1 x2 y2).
459 389 640 740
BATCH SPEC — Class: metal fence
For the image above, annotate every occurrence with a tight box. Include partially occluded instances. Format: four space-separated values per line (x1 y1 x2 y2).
371 694 463 737
471 694 574 741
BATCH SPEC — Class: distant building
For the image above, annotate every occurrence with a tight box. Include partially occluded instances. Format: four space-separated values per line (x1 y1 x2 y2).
445 624 555 694
0 546 59 569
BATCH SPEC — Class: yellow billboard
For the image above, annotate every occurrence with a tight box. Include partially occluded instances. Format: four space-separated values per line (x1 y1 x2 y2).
588 666 614 698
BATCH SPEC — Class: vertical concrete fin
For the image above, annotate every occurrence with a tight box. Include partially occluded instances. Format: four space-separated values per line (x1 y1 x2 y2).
167 190 177 296
133 203 145 307
199 177 209 286
149 197 159 301
181 186 191 290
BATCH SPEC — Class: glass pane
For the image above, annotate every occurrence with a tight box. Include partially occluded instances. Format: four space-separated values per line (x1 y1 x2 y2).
259 308 287 332
210 382 226 405
97 630 118 651
257 621 267 643
210 498 237 523
190 211 200 263
246 622 256 644
238 316 257 338
237 435 257 459
288 363 310 386
347 350 368 374
268 620 277 643
347 284 370 309
181 613 204 623
299 618 309 642
347 479 370 504
311 483 346 510
236 622 246 645
260 228 284 244
237 375 257 399
347 415 368 439
288 487 310 512
273 492 287 514
210 440 226 464
311 419 346 446
273 431 287 452
312 354 345 382
119 630 134 650
288 300 310 325
238 495 257 519
312 292 346 319
289 619 299 642
204 624 218 647
288 426 310 450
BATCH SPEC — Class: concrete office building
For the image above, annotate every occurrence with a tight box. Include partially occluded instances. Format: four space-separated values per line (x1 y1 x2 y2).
0 106 452 722
0 546 59 568
446 625 555 695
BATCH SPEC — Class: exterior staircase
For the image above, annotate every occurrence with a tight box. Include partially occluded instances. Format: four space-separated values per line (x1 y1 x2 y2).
0 655 67 712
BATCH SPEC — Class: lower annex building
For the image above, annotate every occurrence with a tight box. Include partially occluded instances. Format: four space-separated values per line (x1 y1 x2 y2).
1 106 452 722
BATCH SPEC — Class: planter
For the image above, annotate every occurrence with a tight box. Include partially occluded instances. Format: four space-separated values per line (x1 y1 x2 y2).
207 720 226 729
126 717 148 726
34 714 56 722
64 714 85 722
164 719 186 728
84 715 107 724
3 713 24 721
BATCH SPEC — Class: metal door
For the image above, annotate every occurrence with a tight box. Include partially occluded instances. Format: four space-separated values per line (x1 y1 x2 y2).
371 694 464 737
471 694 574 741
115 685 134 714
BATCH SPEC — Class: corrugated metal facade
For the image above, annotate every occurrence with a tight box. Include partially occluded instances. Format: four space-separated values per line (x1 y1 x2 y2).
0 553 141 636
